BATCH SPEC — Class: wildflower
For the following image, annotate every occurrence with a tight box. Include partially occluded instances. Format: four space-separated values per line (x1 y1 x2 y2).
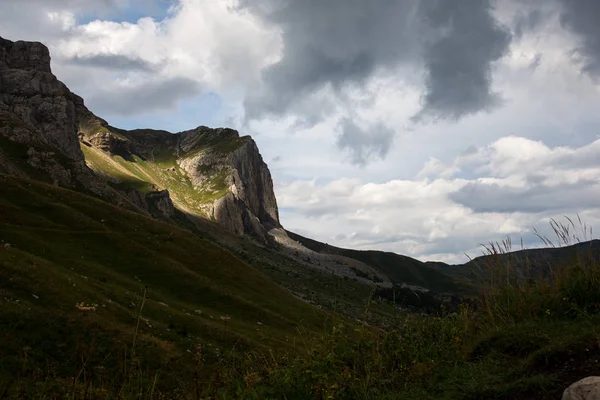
220 316 231 321
545 309 551 315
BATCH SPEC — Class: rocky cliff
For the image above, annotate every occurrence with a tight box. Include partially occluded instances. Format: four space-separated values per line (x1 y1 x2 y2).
79 123 281 241
0 36 280 240
0 36 174 220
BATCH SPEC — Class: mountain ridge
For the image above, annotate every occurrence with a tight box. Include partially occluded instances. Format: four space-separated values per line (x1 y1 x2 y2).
0 35 471 302
0 35 281 242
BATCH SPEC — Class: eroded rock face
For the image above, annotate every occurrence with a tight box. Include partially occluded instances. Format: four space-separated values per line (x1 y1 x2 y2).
0 36 281 241
177 127 281 241
0 36 174 218
146 190 176 219
0 37 83 162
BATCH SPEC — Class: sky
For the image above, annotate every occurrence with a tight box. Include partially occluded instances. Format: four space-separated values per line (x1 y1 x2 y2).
1 0 599 263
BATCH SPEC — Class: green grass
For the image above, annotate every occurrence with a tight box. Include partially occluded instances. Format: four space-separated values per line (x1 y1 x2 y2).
81 141 233 216
0 174 326 398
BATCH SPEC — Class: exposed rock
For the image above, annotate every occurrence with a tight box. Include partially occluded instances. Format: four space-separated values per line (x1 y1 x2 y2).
0 37 51 72
25 147 72 186
146 190 175 219
0 36 281 242
177 128 281 241
563 377 600 400
0 37 83 162
87 132 135 159
0 36 176 218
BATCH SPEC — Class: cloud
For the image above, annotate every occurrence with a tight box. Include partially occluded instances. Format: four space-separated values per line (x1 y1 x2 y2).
241 0 512 125
513 8 545 39
7 0 280 119
450 180 600 213
277 136 600 262
336 118 395 166
87 76 203 116
415 0 512 120
558 0 600 77
66 54 158 71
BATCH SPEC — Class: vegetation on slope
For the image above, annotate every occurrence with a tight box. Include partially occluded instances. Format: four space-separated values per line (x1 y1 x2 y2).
210 222 600 399
287 230 466 294
3 192 599 399
80 143 227 215
0 174 326 397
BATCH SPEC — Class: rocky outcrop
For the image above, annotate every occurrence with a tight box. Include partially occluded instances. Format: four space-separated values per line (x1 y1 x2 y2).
146 190 176 219
0 37 83 163
0 36 281 241
176 127 281 241
0 36 175 217
87 132 135 159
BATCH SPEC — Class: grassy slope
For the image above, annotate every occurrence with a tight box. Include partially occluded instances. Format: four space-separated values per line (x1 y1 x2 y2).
81 141 231 217
0 174 326 394
286 230 466 294
82 142 402 329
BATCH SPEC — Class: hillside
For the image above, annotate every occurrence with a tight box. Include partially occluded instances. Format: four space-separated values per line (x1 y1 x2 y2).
430 240 600 283
0 35 468 298
286 230 467 293
0 173 326 391
2 34 600 400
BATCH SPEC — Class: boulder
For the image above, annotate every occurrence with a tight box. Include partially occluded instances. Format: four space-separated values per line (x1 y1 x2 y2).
563 377 600 400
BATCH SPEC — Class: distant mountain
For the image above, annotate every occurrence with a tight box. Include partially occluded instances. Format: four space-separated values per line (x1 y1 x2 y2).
429 240 600 283
285 230 466 295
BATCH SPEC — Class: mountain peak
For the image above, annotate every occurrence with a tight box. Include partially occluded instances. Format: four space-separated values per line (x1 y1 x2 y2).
0 36 52 73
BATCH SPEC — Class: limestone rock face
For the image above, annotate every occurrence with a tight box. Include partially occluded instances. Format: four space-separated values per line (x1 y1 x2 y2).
0 36 281 241
0 36 174 217
87 132 135 159
145 190 176 219
176 127 281 241
0 37 83 163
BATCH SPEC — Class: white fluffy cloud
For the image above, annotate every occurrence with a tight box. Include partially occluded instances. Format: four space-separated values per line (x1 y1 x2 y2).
276 136 600 263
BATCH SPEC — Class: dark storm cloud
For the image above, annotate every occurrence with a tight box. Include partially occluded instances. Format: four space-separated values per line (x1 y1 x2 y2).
336 118 395 166
240 0 512 126
88 77 202 116
558 0 600 77
67 54 157 72
415 0 512 121
449 180 600 213
240 0 421 123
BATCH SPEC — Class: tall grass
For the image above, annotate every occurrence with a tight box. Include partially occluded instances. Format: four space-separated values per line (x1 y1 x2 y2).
477 216 600 327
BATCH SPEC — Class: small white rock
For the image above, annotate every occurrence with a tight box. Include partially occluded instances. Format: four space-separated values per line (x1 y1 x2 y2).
563 376 600 400
32 294 39 299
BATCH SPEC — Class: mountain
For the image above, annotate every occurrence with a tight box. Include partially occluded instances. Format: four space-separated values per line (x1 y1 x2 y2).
430 239 600 283
0 36 470 301
0 36 280 243
286 230 467 295
3 35 600 400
